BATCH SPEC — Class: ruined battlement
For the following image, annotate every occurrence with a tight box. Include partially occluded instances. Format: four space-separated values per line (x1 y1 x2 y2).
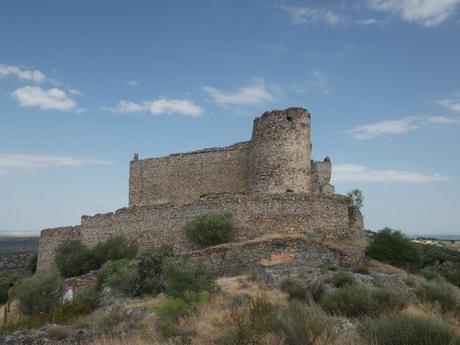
129 107 333 207
36 107 363 274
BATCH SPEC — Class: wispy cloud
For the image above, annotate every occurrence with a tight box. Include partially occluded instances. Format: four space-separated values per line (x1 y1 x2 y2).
12 86 78 112
0 154 110 176
203 80 278 107
349 114 460 139
349 117 418 139
123 80 139 87
261 43 288 54
436 96 460 113
354 18 383 25
366 0 460 27
291 69 330 95
333 164 447 183
281 5 346 26
0 63 46 83
107 98 203 117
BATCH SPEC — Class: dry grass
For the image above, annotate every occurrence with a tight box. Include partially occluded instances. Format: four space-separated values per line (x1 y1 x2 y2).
217 275 287 305
87 336 172 345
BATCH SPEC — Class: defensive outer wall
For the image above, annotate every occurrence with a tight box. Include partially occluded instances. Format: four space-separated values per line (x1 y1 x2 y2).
37 107 365 273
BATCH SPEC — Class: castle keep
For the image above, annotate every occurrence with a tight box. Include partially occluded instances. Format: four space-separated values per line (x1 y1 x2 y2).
37 108 364 273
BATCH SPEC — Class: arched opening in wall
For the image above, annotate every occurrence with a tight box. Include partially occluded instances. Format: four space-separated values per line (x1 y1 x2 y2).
286 115 292 121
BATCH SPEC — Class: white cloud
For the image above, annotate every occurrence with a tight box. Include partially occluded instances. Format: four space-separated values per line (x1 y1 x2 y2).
0 154 110 175
366 0 460 26
108 98 203 117
124 80 139 87
354 18 382 25
0 63 46 83
69 89 82 95
203 80 277 106
291 69 330 94
350 110 460 139
282 5 346 26
12 86 77 111
349 118 418 139
333 164 447 183
436 98 460 113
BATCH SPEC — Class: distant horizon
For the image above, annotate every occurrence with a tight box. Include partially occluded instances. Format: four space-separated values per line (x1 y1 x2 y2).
2 230 460 240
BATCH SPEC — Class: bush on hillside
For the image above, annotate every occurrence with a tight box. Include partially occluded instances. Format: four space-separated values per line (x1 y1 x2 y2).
55 240 97 278
162 257 216 297
0 274 21 304
54 235 137 278
26 252 38 274
97 259 139 296
352 264 370 275
416 281 459 313
93 235 138 267
280 279 308 301
52 288 99 323
358 314 460 345
137 244 176 294
184 211 234 247
218 294 277 345
320 284 408 318
14 272 63 316
331 271 355 288
276 301 336 345
367 228 422 268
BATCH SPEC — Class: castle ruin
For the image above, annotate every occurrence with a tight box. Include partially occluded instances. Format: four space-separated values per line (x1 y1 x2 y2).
37 107 365 273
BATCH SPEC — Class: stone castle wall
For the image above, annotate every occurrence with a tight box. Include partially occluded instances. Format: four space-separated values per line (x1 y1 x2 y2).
129 108 326 207
129 142 251 207
37 193 362 272
37 226 82 273
36 107 364 274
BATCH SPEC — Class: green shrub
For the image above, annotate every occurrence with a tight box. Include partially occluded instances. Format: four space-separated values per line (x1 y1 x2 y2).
358 314 460 345
97 259 139 296
162 257 216 297
55 240 97 278
184 211 234 247
352 264 370 275
0 274 20 304
14 272 63 316
155 290 208 320
26 252 38 274
55 236 137 278
419 266 439 280
368 228 422 268
320 284 407 318
0 315 48 335
437 261 460 287
217 294 275 345
93 235 138 267
137 244 176 294
416 281 459 313
331 271 354 288
275 301 336 345
280 279 307 301
52 288 98 323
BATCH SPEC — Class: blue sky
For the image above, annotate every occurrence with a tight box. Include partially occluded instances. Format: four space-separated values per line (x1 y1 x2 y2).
1 0 459 235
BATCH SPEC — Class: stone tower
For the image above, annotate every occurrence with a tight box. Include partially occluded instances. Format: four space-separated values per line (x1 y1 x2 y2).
249 107 312 194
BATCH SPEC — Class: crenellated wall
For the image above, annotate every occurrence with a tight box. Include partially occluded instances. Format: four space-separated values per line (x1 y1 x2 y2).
37 193 362 273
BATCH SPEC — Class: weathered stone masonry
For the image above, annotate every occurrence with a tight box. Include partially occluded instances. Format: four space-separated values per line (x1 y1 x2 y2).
37 107 365 273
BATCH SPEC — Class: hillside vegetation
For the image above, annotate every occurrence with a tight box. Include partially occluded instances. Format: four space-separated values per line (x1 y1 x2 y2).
1 224 460 345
